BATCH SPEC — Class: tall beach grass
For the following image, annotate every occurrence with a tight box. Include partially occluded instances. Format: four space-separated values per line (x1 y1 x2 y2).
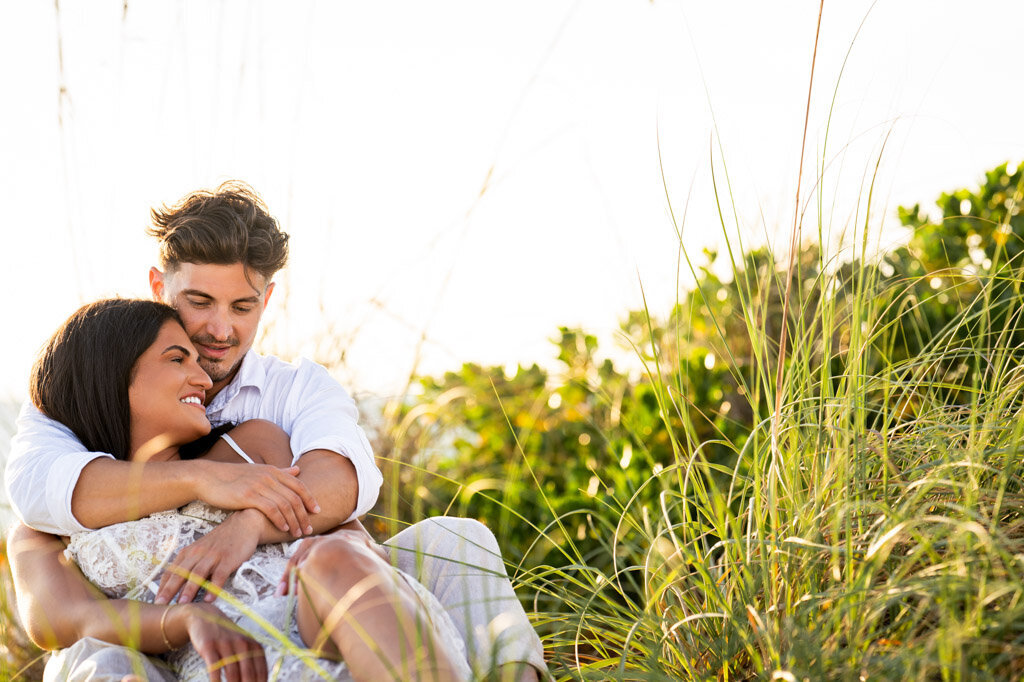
4 5 1024 682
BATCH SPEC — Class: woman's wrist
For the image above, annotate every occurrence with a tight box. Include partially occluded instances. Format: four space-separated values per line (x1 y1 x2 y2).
160 603 191 650
232 505 279 543
172 602 220 648
159 604 177 649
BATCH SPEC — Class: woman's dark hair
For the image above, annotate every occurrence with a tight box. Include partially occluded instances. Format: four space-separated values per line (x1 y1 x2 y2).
30 299 183 461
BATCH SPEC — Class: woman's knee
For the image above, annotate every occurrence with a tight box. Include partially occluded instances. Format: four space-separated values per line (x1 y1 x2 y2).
298 535 385 582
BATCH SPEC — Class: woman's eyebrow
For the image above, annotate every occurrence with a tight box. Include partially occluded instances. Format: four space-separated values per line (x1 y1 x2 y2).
162 344 192 357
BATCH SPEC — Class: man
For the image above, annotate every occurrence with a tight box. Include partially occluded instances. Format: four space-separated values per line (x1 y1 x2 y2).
6 182 545 680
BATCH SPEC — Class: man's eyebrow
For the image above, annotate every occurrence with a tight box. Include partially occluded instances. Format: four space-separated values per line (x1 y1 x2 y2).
181 289 260 304
162 344 192 357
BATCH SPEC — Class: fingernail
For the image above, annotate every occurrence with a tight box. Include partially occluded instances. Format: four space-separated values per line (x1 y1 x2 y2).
313 505 321 514
274 582 285 597
306 525 313 535
154 596 167 605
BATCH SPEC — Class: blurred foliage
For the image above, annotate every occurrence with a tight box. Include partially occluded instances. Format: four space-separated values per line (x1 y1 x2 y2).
375 162 1024 577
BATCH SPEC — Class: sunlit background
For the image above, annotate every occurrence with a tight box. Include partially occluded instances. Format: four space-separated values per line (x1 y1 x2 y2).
2 0 1023 412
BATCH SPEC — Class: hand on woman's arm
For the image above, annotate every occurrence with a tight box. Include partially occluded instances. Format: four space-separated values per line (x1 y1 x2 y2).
72 457 318 536
154 421 366 606
154 450 365 605
7 523 266 681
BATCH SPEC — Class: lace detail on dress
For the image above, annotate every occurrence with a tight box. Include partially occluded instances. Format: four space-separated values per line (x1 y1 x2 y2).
66 502 469 681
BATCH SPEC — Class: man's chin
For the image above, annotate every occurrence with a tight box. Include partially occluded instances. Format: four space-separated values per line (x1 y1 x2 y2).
199 358 236 384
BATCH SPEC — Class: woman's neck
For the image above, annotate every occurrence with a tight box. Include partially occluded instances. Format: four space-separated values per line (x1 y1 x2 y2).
129 430 182 463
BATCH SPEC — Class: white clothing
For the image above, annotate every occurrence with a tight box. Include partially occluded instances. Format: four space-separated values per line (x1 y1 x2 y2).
44 516 549 681
45 637 176 682
65 501 471 681
384 517 548 677
4 350 383 534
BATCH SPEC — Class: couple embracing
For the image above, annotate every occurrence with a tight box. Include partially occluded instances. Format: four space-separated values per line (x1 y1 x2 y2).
5 182 546 681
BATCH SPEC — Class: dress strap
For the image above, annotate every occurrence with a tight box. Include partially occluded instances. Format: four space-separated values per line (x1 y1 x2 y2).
220 433 257 464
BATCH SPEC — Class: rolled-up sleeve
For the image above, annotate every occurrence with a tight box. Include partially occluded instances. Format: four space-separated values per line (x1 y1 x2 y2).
282 360 383 522
5 402 113 535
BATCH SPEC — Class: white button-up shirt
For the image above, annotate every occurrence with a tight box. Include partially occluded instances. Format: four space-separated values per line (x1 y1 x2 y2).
4 350 383 535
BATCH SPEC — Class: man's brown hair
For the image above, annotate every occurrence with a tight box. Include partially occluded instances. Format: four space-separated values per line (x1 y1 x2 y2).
147 181 290 282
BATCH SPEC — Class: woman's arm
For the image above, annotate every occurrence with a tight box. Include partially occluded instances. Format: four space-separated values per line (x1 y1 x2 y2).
7 523 267 680
154 420 374 605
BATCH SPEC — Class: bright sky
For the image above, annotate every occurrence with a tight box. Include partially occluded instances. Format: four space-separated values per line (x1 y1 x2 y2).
2 0 1022 401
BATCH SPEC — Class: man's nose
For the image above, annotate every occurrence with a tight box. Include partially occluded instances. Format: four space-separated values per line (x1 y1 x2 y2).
205 313 232 341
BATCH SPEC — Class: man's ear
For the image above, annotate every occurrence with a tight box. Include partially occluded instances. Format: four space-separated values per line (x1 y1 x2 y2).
262 281 275 310
149 267 166 301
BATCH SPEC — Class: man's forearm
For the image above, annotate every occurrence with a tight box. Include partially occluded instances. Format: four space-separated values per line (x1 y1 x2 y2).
250 449 359 543
71 458 202 529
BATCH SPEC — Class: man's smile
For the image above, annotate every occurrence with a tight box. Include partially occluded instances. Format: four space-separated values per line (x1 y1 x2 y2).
196 343 232 359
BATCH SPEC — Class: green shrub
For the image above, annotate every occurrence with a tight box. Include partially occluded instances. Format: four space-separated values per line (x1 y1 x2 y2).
371 161 1024 679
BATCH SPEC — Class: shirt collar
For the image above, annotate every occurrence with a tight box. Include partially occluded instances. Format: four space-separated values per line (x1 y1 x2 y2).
207 349 266 412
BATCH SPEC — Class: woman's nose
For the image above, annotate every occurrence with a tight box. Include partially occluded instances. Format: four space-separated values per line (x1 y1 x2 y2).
191 365 213 389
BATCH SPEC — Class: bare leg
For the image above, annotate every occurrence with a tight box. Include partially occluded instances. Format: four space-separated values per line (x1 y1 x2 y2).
294 535 465 682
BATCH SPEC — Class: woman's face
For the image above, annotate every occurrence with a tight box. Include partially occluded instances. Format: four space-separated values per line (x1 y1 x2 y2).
128 320 213 461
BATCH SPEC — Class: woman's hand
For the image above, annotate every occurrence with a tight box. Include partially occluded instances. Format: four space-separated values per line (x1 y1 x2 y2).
156 509 264 605
276 527 387 596
176 602 267 682
192 459 319 537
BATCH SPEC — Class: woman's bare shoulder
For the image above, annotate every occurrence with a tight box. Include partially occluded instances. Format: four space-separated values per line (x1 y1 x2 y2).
222 419 293 468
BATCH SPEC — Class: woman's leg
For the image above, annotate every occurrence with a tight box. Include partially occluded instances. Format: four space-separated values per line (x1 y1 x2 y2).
293 534 465 682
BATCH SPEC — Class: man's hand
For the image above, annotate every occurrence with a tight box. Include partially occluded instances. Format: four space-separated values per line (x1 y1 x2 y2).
193 460 319 537
156 509 263 605
72 457 320 533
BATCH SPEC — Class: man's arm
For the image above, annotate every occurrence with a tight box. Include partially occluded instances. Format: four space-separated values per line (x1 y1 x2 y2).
72 457 319 536
152 359 384 605
6 402 317 536
155 443 363 605
279 360 384 521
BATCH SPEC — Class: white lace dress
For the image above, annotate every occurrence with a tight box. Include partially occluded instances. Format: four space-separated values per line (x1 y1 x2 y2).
65 502 470 681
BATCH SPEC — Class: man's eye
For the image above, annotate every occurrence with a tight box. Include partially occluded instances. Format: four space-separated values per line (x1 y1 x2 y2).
234 306 254 314
189 300 210 309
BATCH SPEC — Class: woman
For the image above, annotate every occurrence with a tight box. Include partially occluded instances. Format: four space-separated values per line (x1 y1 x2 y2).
10 299 470 681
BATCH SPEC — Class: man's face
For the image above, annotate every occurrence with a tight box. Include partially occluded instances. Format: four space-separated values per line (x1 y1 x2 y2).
149 262 275 400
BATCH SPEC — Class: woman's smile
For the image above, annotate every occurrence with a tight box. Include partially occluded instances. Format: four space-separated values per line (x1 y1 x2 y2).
128 321 213 460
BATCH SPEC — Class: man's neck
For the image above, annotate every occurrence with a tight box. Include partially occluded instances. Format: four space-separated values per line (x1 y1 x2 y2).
205 363 243 405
